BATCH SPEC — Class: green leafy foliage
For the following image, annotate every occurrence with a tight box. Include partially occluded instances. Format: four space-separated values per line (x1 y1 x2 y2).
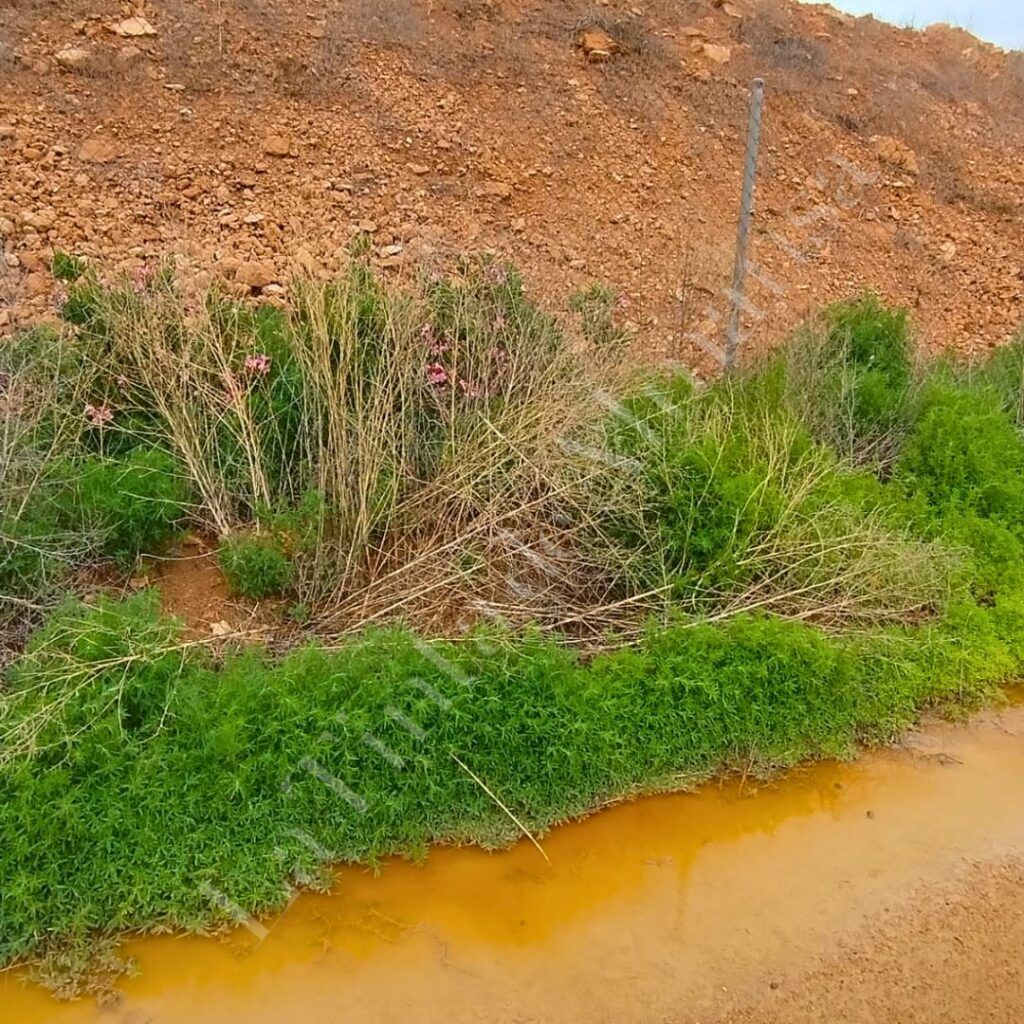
824 293 913 433
50 251 88 285
897 377 1024 598
606 372 954 624
51 448 190 564
219 534 294 598
0 590 1016 969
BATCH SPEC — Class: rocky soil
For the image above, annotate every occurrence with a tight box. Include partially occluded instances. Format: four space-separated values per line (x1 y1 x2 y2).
1 0 1022 366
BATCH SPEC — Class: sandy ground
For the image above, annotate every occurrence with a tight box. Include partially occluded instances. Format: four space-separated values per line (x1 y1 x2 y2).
714 857 1024 1024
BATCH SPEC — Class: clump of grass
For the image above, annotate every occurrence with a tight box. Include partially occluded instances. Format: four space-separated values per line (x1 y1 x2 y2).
45 256 632 634
49 448 190 565
605 369 955 626
568 282 631 348
976 331 1024 428
772 293 918 470
219 534 293 599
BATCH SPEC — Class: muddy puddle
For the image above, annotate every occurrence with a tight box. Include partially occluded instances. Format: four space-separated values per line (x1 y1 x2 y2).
4 701 1024 1023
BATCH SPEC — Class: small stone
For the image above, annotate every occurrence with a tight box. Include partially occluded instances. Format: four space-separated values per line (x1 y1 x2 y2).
357 219 378 233
235 260 276 289
56 46 90 70
477 179 513 199
701 43 732 64
262 134 293 158
379 244 404 257
407 163 430 175
111 17 157 38
116 45 144 66
577 26 619 60
77 137 119 163
24 272 50 297
872 135 919 176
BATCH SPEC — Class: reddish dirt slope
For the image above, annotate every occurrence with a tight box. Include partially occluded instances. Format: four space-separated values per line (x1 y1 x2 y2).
1 0 1022 366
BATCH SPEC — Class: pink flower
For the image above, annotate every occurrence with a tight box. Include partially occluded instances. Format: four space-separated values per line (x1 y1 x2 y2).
84 402 114 426
422 323 449 357
425 361 449 386
458 378 484 400
244 354 271 376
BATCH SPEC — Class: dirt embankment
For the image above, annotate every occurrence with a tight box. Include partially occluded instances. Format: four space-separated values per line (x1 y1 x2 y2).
1 0 1022 366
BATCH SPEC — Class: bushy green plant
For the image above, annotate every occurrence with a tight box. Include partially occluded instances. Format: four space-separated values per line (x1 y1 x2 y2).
219 534 293 598
770 293 916 468
50 250 88 284
897 377 1024 597
1 588 1019 972
51 448 190 564
1 592 189 766
975 334 1024 428
824 293 912 428
606 371 955 624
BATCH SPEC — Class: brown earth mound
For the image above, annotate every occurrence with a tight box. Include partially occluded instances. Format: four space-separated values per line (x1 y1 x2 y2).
1 0 1022 367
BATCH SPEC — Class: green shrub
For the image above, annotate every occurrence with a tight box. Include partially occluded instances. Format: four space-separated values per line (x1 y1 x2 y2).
2 592 189 765
50 250 87 284
0 509 72 624
219 534 293 598
975 335 1024 428
824 293 913 430
606 371 955 624
51 448 190 564
770 294 916 468
897 378 1024 597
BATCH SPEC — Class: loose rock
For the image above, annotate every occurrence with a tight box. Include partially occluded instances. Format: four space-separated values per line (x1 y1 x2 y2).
235 261 276 289
872 135 920 176
77 137 119 164
262 134 293 158
577 27 619 61
111 17 157 38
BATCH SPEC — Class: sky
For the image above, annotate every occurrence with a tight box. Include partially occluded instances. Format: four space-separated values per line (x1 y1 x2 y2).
809 1 1024 49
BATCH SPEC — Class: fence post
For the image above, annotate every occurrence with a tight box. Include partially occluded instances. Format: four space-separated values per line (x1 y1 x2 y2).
725 77 765 372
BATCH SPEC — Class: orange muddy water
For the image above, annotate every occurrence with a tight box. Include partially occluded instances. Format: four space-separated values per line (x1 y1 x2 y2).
4 701 1024 1023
